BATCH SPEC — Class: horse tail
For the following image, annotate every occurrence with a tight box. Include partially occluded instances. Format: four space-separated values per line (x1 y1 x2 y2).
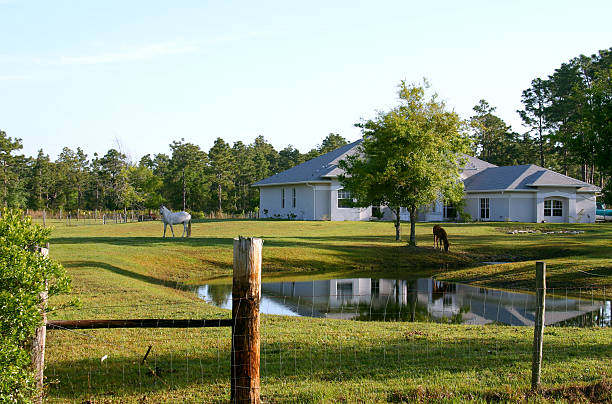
187 220 192 237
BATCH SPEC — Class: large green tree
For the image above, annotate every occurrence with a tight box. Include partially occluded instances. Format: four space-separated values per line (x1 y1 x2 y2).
470 100 525 166
518 78 553 167
168 140 209 211
340 81 470 245
0 130 27 208
208 137 235 212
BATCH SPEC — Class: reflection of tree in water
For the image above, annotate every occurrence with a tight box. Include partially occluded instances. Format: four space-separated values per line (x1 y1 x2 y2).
351 280 469 324
553 308 610 327
206 284 232 306
353 302 469 324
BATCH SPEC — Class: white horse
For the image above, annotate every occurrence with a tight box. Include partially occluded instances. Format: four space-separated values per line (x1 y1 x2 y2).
159 205 192 238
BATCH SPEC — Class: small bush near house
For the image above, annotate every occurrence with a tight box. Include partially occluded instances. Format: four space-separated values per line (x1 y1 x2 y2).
0 209 70 403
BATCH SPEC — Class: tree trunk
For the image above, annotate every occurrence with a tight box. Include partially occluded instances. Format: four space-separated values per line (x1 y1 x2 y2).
394 207 401 241
409 205 417 246
218 184 222 213
182 169 186 211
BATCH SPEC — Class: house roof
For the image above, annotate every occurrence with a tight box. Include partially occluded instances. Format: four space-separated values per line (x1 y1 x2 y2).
463 164 600 192
253 140 600 193
252 139 363 187
461 155 497 178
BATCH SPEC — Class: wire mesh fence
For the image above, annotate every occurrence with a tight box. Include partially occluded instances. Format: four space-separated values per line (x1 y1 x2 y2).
42 280 612 402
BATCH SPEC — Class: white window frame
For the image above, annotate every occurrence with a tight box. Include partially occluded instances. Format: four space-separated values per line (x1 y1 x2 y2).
337 188 353 209
480 198 489 219
544 199 563 217
552 199 563 216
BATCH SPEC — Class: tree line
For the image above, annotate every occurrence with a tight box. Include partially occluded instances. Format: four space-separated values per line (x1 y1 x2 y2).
0 131 349 215
1 47 610 214
472 47 611 199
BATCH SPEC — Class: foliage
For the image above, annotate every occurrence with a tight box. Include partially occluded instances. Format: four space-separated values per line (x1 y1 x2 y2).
470 100 528 166
0 209 70 403
0 130 27 208
340 81 470 245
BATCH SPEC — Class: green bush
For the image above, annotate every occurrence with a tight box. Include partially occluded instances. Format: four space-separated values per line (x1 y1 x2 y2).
0 209 71 403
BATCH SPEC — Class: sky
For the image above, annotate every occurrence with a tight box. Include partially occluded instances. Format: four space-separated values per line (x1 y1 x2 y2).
1 0 611 162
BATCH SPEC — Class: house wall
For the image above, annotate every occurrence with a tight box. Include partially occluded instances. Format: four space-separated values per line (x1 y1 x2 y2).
258 184 326 220
575 192 596 223
330 179 370 221
464 192 537 222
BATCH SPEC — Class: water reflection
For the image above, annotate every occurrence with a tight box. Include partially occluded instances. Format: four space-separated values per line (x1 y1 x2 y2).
197 278 611 327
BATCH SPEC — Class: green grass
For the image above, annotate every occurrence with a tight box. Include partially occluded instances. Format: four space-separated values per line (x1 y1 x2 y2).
43 220 612 402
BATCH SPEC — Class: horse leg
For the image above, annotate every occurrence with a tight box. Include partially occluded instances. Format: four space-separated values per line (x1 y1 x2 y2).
181 222 186 237
163 223 167 238
170 224 175 237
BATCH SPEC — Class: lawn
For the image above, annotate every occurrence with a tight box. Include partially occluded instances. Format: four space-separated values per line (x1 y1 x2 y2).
43 219 612 402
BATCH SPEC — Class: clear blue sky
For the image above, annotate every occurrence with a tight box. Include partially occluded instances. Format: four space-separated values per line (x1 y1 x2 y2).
1 0 610 161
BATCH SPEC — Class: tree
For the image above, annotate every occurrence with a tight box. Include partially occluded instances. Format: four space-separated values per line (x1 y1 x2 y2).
27 150 54 210
277 145 302 172
0 130 26 208
0 209 70 402
518 78 553 167
208 137 235 212
470 100 524 166
319 133 348 154
232 141 257 212
340 81 470 245
168 140 209 211
302 133 349 161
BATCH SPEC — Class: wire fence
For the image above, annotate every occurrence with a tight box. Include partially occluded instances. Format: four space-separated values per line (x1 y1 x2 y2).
42 280 612 402
24 209 259 228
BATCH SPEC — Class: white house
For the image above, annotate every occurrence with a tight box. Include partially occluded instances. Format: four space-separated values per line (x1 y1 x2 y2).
253 140 600 223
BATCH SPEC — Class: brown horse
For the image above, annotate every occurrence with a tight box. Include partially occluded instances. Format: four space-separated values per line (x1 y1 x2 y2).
433 224 450 252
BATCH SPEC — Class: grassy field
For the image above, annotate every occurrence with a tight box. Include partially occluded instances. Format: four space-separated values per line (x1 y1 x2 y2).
43 219 612 402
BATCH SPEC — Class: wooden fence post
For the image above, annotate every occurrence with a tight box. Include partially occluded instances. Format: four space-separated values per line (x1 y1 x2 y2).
531 261 546 391
231 237 263 404
32 243 49 404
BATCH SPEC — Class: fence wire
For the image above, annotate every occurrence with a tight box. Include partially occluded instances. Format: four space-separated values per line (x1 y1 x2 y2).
44 283 612 402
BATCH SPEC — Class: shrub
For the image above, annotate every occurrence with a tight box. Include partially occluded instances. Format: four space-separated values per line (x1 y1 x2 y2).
0 209 71 403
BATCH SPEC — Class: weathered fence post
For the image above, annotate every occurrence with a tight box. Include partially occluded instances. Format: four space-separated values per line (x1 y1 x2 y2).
531 261 546 391
231 237 263 404
32 243 49 404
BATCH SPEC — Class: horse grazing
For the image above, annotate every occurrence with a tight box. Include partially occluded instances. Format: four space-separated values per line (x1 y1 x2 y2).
433 224 449 252
159 205 192 238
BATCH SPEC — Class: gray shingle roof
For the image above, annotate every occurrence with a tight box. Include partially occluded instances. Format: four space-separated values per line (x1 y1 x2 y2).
463 164 600 192
252 139 363 186
461 155 497 178
253 140 600 193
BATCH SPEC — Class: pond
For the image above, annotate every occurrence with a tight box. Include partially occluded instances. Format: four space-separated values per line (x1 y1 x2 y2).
197 278 611 327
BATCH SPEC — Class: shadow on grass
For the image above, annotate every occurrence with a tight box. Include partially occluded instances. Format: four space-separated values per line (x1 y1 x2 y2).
62 260 194 291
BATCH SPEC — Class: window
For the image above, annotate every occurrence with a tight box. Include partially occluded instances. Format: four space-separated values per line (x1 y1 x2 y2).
337 282 353 298
281 188 285 209
553 200 563 216
337 188 353 208
371 279 380 298
292 188 296 208
544 199 563 217
443 202 456 219
480 198 489 219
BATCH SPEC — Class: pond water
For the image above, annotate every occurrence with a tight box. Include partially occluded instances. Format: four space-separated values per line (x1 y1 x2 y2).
197 278 611 327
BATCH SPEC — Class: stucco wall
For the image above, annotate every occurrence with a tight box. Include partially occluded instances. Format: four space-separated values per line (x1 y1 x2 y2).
330 179 370 221
575 192 596 223
258 184 318 220
465 192 537 222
